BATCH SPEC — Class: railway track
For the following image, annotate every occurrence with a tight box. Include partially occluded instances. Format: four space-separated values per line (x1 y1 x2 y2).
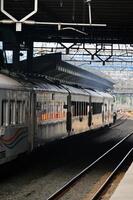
47 131 133 200
90 147 133 200
0 116 131 200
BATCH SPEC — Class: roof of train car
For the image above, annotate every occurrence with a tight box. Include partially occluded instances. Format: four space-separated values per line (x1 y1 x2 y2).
30 79 67 93
0 73 22 89
96 91 113 99
62 84 88 96
85 89 103 98
0 72 67 92
0 72 88 94
0 72 113 100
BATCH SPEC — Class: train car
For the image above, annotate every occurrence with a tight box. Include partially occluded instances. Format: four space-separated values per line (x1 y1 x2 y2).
0 72 114 165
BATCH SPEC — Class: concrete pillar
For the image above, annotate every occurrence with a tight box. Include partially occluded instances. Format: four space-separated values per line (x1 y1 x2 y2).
13 44 20 71
26 41 33 74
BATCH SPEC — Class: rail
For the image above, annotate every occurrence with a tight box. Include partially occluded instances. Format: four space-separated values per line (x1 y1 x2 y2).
90 147 133 200
47 131 133 200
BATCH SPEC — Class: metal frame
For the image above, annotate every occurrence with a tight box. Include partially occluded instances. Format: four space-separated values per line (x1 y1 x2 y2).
0 0 106 32
0 0 38 31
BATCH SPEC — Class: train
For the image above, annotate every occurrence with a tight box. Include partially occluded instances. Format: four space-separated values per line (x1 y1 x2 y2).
0 71 115 165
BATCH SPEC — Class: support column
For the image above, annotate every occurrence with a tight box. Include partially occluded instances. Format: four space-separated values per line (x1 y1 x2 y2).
13 43 20 71
27 41 33 74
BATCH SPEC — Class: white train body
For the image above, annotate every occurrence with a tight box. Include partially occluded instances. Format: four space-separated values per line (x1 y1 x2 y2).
0 73 114 165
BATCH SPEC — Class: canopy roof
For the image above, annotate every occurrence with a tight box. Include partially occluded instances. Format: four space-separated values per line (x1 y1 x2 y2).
19 53 114 91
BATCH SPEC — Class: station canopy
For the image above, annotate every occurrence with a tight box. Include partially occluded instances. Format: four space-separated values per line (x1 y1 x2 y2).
19 53 114 91
0 0 133 44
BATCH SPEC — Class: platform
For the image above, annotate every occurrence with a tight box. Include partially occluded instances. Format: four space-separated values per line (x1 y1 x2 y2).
110 162 133 200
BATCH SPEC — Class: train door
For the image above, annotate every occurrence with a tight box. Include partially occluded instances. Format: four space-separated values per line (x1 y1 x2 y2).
88 95 92 127
28 91 36 152
102 98 105 124
66 93 72 136
105 100 110 124
107 101 109 122
104 102 108 124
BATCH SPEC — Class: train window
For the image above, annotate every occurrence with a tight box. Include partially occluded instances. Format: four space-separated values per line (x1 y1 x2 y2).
16 101 26 124
22 101 26 123
42 102 47 112
111 104 113 112
36 102 41 110
72 101 79 117
52 93 55 100
72 101 88 116
39 100 66 121
105 104 107 112
92 103 102 114
50 102 54 114
9 100 15 125
19 101 24 123
16 101 21 124
1 100 8 126
72 101 76 116
78 102 82 116
84 102 88 115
